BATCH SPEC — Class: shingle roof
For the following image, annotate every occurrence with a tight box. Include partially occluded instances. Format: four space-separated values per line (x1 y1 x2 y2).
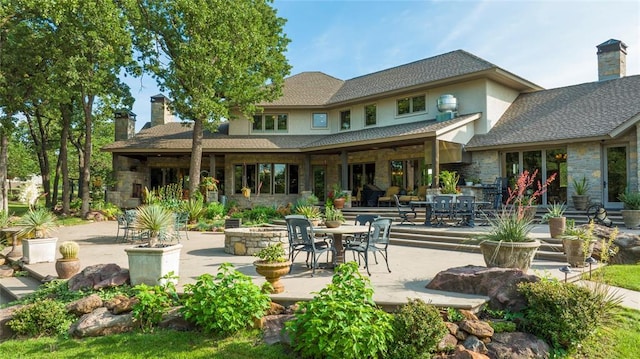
466 75 640 149
261 50 528 108
103 114 480 153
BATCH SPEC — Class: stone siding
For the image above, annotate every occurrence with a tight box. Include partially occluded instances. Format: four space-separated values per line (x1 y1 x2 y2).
567 143 602 205
224 227 289 256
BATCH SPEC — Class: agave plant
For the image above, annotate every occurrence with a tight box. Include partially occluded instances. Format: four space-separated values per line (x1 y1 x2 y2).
17 208 57 239
132 204 175 247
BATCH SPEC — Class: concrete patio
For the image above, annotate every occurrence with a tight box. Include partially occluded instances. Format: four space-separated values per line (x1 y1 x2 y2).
2 220 639 311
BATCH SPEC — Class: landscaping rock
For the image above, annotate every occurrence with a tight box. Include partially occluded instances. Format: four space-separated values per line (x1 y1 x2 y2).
266 301 285 315
486 332 550 359
437 333 459 351
0 305 22 341
159 307 195 332
0 265 14 277
459 319 494 339
67 263 130 291
450 345 490 359
589 225 640 264
66 294 103 315
426 265 539 311
105 295 138 314
69 307 134 338
262 314 294 345
462 335 488 354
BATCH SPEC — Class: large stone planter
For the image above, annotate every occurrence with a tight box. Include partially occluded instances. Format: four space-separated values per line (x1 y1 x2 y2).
224 227 288 256
621 209 640 229
548 217 566 239
22 237 58 264
479 239 540 272
254 260 291 294
125 244 183 286
562 237 596 267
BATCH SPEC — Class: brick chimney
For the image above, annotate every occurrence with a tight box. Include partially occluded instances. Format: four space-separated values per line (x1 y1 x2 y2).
597 39 627 81
150 94 174 127
114 110 136 141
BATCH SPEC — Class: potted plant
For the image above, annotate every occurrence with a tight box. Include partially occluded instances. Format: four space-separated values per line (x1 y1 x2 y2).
295 205 322 226
561 220 597 267
253 242 291 294
477 170 556 271
571 176 590 211
241 186 251 199
201 176 219 202
55 241 81 279
542 202 567 238
17 208 58 264
324 204 344 228
124 204 183 286
439 170 460 195
618 189 640 228
328 184 347 209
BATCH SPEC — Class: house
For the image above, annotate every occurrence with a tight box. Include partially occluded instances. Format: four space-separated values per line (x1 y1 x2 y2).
103 39 640 210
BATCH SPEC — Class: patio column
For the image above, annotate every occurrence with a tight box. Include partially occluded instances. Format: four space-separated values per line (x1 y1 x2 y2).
304 155 311 191
431 139 439 188
340 150 348 190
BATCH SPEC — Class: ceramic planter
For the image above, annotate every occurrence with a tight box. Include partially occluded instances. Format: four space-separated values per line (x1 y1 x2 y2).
22 237 58 264
55 258 81 279
254 260 291 294
333 198 346 209
572 195 590 211
325 220 342 228
479 239 540 272
125 244 182 286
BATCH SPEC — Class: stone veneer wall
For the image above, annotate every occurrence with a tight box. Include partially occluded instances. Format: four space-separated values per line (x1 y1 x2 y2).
470 150 500 185
567 143 602 206
224 227 289 256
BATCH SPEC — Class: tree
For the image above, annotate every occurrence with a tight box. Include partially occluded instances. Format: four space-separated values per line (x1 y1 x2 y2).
128 0 290 194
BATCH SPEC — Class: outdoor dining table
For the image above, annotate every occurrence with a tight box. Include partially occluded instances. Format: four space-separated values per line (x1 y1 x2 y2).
312 224 370 264
410 200 492 227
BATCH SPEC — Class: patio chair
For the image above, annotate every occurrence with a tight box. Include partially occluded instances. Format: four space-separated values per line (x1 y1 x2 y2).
344 214 379 261
173 212 190 241
478 190 503 225
454 195 475 227
285 217 336 276
115 214 129 243
377 186 400 207
432 195 454 226
343 217 392 276
394 195 417 225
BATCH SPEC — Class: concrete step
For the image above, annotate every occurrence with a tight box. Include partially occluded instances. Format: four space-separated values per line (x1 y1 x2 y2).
0 275 42 304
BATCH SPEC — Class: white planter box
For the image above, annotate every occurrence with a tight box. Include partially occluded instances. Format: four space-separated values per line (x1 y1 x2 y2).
125 244 182 286
22 237 58 264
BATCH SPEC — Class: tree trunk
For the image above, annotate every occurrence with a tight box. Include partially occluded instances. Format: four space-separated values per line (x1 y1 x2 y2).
25 110 52 208
59 103 72 214
0 130 8 213
188 119 203 196
80 93 94 217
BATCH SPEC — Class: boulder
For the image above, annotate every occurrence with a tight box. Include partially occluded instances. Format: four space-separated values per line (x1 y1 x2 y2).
0 305 23 340
462 335 488 354
589 225 640 264
69 307 134 338
0 265 14 277
486 332 550 359
67 264 130 291
66 294 103 315
105 295 138 314
426 265 539 311
450 345 490 359
159 307 196 332
262 314 295 345
459 319 494 339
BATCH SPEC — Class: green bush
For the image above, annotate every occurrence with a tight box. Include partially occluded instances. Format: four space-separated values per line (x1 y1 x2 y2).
388 299 448 359
518 278 619 350
8 299 75 337
203 202 226 219
183 198 204 223
181 263 270 335
285 262 393 359
243 205 279 224
132 276 180 332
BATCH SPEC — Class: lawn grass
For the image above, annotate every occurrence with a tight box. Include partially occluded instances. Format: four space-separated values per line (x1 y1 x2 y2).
574 307 640 359
0 329 294 359
587 264 640 291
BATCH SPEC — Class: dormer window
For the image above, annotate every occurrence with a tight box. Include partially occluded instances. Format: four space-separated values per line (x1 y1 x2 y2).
365 104 377 126
397 95 426 116
312 113 328 128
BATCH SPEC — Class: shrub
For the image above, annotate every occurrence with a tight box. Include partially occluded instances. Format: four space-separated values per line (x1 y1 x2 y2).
518 278 620 350
285 262 393 359
183 198 204 223
243 205 279 224
132 276 180 332
388 299 448 359
181 263 270 335
203 202 226 219
8 299 75 337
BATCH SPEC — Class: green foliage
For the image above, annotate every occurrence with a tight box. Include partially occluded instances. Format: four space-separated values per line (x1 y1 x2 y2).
518 278 621 350
93 201 122 219
388 299 448 359
285 262 393 359
489 320 517 333
542 202 566 222
132 275 180 332
146 184 185 211
324 203 344 222
255 243 287 263
294 205 321 219
439 170 460 194
132 204 175 242
619 190 640 210
243 205 279 224
181 263 270 335
446 307 465 322
480 208 534 242
572 176 590 195
203 202 226 219
183 198 204 223
8 299 75 338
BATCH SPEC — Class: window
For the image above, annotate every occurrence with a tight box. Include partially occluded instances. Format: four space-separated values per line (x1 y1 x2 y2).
365 104 376 126
396 95 426 115
234 163 298 195
312 113 328 128
390 160 405 187
340 110 351 130
252 114 288 132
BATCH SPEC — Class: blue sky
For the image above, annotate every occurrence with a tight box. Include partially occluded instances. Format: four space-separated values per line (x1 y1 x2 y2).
125 0 640 130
